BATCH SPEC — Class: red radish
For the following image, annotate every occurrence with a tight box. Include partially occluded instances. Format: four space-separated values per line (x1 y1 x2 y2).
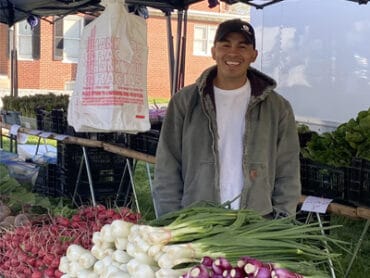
51 258 60 268
43 268 56 277
0 206 140 277
104 208 115 217
10 258 20 267
54 269 64 278
23 267 32 276
31 271 43 278
27 257 36 267
43 254 55 265
55 216 69 227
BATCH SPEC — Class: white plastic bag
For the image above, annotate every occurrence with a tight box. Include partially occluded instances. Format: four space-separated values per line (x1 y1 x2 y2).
68 0 150 133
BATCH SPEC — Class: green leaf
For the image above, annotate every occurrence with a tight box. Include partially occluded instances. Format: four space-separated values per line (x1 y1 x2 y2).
9 191 36 206
35 195 52 209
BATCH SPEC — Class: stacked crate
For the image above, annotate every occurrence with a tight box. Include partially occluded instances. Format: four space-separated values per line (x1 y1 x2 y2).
300 157 370 207
57 142 132 206
300 157 347 202
346 158 370 207
33 162 60 197
36 108 68 134
35 108 133 206
128 129 161 156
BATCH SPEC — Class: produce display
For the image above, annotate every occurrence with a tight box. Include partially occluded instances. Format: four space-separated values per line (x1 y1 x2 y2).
0 205 140 278
302 107 370 167
58 204 345 278
0 166 346 277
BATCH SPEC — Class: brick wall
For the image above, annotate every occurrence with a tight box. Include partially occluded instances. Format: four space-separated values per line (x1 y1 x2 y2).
0 23 8 76
146 15 217 99
1 19 77 91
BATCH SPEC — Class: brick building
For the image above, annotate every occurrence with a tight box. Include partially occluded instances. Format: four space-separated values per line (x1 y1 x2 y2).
0 2 250 100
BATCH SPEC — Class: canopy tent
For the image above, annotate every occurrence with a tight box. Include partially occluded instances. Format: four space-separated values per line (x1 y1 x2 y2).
1 0 369 26
0 0 104 26
1 0 369 96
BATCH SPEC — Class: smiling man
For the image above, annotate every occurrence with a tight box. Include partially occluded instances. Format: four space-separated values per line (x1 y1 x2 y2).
153 19 301 219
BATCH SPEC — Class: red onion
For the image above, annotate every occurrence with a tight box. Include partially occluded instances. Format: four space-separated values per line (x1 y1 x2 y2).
212 257 232 274
254 266 272 278
271 268 304 278
230 267 245 278
189 264 210 278
201 256 214 268
243 258 264 275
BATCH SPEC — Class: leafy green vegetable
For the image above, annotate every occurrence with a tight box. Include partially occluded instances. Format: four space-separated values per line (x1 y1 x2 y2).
302 108 370 166
0 163 75 217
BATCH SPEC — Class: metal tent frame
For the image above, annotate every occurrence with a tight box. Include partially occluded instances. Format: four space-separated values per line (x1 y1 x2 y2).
1 1 369 277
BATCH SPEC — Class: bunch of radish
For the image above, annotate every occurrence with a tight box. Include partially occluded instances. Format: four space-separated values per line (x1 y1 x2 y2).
0 205 140 278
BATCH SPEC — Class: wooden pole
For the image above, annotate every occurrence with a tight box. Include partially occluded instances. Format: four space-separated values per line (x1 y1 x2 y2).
103 142 155 164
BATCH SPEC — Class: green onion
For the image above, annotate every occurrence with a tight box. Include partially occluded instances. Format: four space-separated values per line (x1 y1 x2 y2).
147 203 348 276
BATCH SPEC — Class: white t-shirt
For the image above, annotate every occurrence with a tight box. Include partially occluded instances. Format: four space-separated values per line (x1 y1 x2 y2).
214 81 251 209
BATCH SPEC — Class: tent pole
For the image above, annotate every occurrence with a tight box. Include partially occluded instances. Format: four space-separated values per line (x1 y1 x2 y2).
178 8 188 89
171 9 183 96
10 24 18 97
165 11 175 96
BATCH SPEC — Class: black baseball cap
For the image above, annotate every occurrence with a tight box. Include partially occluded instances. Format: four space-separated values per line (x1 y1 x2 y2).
214 19 256 48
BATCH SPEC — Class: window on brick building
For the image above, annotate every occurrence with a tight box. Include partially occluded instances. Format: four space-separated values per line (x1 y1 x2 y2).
8 20 40 60
53 18 64 61
53 15 94 63
193 25 216 57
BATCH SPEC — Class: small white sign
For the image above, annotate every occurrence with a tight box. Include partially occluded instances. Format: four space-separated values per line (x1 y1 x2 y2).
10 124 21 135
39 132 52 138
301 196 333 213
54 134 69 141
28 129 42 135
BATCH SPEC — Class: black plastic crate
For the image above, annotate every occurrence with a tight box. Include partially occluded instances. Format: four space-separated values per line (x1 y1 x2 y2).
32 163 61 197
128 129 160 156
57 142 132 206
57 143 127 170
300 157 347 201
59 166 132 206
34 108 130 147
347 158 370 207
36 108 68 134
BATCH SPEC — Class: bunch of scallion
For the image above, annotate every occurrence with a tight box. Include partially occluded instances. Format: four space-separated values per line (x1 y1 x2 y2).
147 202 348 277
59 201 348 277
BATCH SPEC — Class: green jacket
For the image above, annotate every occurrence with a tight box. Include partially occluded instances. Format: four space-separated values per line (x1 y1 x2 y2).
153 65 301 217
